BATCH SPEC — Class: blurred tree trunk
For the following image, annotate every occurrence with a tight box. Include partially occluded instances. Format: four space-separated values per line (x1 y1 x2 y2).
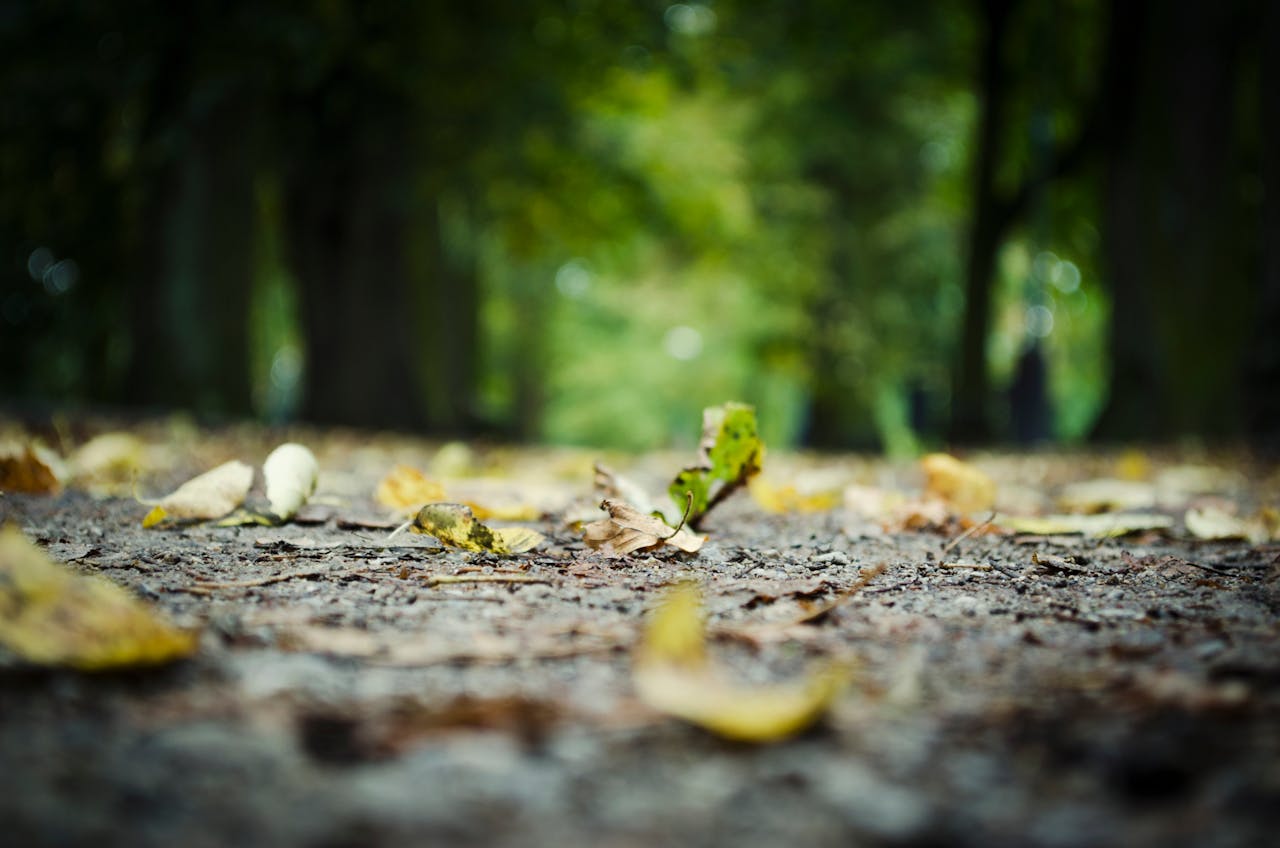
1092 0 1253 441
949 0 1016 444
284 136 425 431
128 87 257 417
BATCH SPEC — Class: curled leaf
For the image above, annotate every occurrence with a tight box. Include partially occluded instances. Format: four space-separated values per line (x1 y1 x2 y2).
582 498 704 557
668 403 764 527
633 582 847 742
412 503 544 554
921 453 996 514
141 460 253 527
0 525 197 669
263 443 318 521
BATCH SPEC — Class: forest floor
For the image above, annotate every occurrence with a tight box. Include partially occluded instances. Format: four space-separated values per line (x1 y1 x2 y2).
2 420 1279 848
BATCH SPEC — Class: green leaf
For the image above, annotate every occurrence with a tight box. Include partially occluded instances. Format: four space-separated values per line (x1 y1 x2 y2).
668 403 763 527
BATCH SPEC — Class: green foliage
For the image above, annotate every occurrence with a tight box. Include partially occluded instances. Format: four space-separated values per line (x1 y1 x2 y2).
669 403 763 527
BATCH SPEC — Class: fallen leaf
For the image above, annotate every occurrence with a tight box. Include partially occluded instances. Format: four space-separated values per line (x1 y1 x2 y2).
376 464 447 514
1058 479 1156 513
594 462 663 518
633 582 847 742
68 432 146 494
1185 507 1271 543
669 403 764 527
263 442 319 521
921 453 996 513
141 460 254 527
749 477 840 514
998 512 1173 538
0 525 197 669
0 441 64 494
411 503 544 554
582 499 704 557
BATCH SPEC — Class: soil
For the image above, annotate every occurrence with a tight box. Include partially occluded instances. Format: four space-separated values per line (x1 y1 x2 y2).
2 429 1278 848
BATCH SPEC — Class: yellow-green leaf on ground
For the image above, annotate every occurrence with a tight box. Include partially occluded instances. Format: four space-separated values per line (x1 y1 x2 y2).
582 499 704 557
0 525 197 669
376 464 447 514
668 403 763 528
749 477 841 514
263 443 318 521
633 582 847 743
411 503 544 554
998 512 1173 538
921 453 996 514
141 460 253 527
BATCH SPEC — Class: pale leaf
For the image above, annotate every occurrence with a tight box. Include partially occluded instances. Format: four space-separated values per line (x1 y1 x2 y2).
141 460 253 526
1184 507 1269 543
263 443 318 521
999 512 1173 538
0 525 197 669
1057 479 1156 514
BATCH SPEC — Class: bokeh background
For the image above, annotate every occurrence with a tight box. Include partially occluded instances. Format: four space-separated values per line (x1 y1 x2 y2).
2 0 1276 451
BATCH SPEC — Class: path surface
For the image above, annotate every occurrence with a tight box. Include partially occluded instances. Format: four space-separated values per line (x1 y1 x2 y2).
2 432 1278 847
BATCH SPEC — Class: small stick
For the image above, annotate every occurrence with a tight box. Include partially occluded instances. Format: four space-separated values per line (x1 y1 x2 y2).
940 562 993 570
940 510 997 559
421 574 552 588
192 566 339 590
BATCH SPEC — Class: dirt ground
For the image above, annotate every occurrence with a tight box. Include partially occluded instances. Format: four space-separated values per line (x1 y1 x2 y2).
2 427 1278 848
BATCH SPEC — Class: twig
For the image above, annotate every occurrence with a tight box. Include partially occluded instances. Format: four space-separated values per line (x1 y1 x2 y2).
940 510 997 559
421 574 552 588
792 562 888 625
940 562 993 570
192 566 341 590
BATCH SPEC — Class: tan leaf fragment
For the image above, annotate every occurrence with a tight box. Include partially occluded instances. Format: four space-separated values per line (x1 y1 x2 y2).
1058 479 1156 514
263 442 318 521
141 460 253 527
0 525 197 669
582 499 704 557
411 503 544 554
921 453 996 513
633 582 848 743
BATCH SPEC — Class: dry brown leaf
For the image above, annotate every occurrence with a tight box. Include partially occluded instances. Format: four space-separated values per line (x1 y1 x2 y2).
0 442 64 494
582 499 704 557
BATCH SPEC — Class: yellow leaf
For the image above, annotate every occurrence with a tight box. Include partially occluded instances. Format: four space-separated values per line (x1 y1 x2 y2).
69 432 146 494
376 464 447 514
749 477 840 514
634 582 847 742
0 441 64 495
1184 507 1270 543
0 525 197 669
582 499 704 557
142 505 168 528
411 503 544 554
262 443 318 521
466 501 542 522
921 453 996 514
141 460 253 526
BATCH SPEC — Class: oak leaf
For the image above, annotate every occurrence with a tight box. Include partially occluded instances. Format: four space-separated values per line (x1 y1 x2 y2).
582 499 704 557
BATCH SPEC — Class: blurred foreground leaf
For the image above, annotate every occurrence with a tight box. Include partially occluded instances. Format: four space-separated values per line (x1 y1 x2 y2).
0 525 197 669
0 442 64 495
921 453 996 514
669 403 763 527
634 582 847 742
